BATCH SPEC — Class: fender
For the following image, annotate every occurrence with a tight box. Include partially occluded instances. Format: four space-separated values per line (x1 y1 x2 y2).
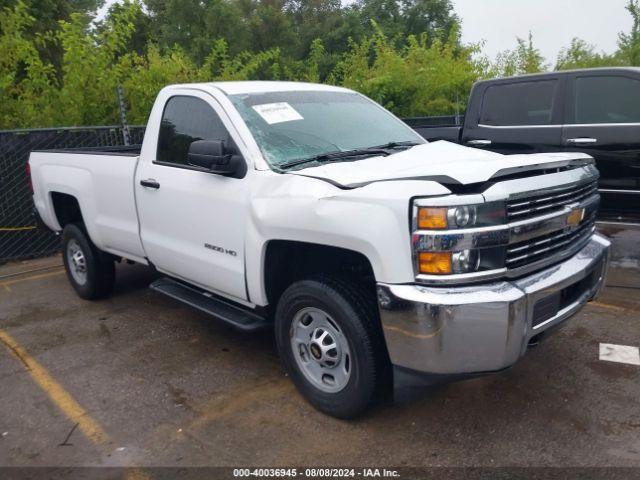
244 174 452 305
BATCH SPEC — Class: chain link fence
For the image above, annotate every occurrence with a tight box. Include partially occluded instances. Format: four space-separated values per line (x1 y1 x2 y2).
0 125 145 265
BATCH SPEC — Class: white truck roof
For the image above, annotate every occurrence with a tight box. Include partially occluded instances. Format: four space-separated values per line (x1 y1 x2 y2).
166 81 352 96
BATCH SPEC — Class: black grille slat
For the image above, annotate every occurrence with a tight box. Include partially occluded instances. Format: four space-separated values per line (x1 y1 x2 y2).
507 181 598 222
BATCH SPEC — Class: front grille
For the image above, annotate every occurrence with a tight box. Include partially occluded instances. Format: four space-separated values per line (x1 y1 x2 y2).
507 180 598 222
506 212 596 270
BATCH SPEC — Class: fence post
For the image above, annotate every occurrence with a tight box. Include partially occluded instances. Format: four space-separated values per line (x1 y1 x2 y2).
116 85 131 146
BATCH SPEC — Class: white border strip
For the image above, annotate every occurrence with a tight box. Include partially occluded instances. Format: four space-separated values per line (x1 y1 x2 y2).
599 343 640 366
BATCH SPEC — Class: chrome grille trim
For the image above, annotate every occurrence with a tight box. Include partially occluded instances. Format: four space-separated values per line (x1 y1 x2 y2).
506 180 598 221
504 225 596 280
506 216 596 268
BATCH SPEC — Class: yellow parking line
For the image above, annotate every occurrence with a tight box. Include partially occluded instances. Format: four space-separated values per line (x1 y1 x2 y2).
0 269 64 289
0 328 110 445
0 329 152 479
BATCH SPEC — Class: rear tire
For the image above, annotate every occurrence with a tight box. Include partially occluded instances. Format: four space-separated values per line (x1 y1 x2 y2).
62 223 115 300
275 275 390 419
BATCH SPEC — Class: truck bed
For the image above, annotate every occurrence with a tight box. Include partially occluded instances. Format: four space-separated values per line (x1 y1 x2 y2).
403 117 463 143
29 148 147 263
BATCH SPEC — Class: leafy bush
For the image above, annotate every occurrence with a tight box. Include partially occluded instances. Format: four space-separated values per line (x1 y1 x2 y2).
332 24 484 116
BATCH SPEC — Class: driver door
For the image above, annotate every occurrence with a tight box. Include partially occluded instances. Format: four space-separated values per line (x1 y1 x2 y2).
135 92 249 301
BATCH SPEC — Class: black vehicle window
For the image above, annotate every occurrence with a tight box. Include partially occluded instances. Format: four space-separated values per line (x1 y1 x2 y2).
157 96 229 165
480 80 558 126
573 76 640 124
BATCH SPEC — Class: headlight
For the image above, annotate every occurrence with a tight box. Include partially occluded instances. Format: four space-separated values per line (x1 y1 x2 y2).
415 203 504 230
451 249 480 273
418 206 476 229
418 249 482 275
449 206 476 228
412 199 508 278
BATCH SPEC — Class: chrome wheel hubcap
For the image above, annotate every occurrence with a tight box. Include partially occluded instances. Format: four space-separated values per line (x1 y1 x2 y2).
290 307 351 393
67 239 87 285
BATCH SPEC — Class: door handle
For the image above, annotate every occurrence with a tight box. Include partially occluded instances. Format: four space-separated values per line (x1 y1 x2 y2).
140 179 160 189
566 138 598 145
467 139 492 146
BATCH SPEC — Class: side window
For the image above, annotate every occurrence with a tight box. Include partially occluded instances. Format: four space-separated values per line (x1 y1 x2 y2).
480 80 558 126
573 76 640 124
157 96 230 165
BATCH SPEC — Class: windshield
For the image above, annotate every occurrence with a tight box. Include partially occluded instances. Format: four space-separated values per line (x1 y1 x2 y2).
229 90 425 169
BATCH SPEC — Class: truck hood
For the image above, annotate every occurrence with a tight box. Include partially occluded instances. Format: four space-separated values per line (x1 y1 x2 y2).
287 141 592 188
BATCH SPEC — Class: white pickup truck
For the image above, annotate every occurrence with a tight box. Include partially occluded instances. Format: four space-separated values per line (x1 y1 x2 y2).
30 81 611 418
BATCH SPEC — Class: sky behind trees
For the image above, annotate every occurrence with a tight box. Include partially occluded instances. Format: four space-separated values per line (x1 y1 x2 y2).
455 0 632 64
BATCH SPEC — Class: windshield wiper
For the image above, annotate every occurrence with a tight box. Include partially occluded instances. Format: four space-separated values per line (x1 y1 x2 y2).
278 141 422 170
373 140 422 150
279 148 391 170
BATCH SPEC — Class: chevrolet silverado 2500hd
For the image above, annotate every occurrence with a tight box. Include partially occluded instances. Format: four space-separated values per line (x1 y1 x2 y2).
29 81 611 418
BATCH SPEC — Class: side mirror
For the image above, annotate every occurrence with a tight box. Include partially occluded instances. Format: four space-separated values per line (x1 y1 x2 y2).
187 140 241 176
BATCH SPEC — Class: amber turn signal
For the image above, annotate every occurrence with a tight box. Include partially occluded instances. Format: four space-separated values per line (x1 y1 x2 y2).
418 252 452 274
417 207 448 229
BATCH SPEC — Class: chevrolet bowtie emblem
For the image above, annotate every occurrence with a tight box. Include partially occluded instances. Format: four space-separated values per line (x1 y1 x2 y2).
567 207 585 227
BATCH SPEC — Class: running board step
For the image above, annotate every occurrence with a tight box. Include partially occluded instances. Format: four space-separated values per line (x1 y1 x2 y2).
149 277 269 332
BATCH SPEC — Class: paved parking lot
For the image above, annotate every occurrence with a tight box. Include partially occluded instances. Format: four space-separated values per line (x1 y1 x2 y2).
1 229 639 470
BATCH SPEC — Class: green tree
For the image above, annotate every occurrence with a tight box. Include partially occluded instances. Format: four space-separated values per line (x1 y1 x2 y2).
556 38 620 70
0 0 104 76
492 32 547 76
354 0 458 45
123 46 198 124
53 3 141 126
355 0 404 40
0 2 57 127
287 0 351 57
143 0 251 62
95 0 153 56
123 39 285 124
332 23 482 116
618 0 640 65
0 0 103 32
401 0 458 42
247 0 298 54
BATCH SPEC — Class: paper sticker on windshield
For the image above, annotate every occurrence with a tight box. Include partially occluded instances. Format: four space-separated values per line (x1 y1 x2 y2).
252 102 303 124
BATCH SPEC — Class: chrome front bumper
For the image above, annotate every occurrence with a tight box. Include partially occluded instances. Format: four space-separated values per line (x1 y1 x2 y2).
378 234 611 376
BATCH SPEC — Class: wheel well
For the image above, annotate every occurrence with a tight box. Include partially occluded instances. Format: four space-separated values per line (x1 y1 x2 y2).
51 192 83 229
263 241 376 309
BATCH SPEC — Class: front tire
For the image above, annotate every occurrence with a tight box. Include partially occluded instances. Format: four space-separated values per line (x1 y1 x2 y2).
62 223 115 300
275 276 390 419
